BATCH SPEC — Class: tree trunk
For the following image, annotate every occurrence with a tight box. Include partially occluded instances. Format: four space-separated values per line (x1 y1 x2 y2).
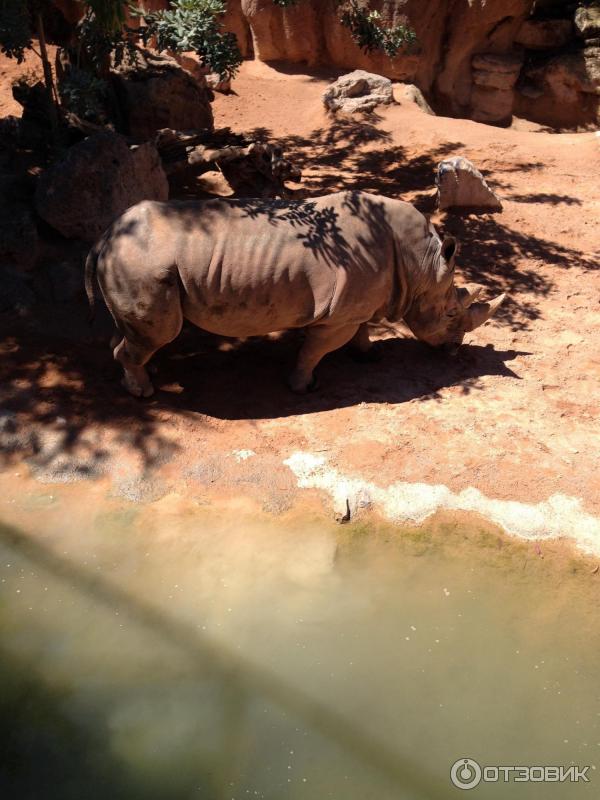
35 12 60 144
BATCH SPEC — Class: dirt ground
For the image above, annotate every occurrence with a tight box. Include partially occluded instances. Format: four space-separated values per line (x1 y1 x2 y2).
1 58 599 534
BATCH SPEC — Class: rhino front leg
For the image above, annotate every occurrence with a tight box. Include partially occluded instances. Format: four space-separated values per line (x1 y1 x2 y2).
288 323 360 393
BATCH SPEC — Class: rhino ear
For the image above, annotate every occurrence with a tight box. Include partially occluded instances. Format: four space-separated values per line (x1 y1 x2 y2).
441 236 458 269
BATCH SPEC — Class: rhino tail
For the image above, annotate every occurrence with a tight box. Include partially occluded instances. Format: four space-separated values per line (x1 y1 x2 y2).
84 239 102 324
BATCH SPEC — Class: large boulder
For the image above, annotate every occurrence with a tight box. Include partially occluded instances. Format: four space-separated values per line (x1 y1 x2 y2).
0 205 39 271
0 174 39 270
0 268 35 313
35 132 169 242
323 70 394 113
436 157 502 213
111 49 213 140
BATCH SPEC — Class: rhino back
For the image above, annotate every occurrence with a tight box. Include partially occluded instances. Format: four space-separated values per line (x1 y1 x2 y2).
173 192 397 337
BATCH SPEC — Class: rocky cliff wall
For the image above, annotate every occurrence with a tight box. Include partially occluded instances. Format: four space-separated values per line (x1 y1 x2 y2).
224 0 599 129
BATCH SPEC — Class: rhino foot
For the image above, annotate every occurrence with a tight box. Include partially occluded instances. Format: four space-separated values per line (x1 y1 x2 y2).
121 375 155 399
288 372 320 394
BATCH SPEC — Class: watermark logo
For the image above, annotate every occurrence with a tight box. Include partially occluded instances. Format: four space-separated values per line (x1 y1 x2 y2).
451 759 482 790
450 758 590 790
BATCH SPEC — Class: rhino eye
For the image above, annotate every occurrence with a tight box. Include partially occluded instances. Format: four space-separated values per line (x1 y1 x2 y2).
446 308 459 318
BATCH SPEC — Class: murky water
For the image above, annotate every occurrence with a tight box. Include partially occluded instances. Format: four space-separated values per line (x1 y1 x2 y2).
1 491 599 799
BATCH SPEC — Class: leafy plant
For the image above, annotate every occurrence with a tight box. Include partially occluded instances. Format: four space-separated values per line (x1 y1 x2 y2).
0 0 32 62
340 1 417 57
77 7 138 75
140 0 243 80
271 0 417 57
58 66 108 122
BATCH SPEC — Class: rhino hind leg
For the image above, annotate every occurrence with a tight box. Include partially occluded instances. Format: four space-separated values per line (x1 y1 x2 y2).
114 337 156 398
288 322 360 393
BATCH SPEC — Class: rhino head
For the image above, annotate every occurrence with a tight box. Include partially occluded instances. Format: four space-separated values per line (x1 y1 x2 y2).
403 236 505 352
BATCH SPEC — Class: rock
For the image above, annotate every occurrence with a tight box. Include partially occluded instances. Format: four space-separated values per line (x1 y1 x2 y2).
583 45 600 93
47 260 84 303
575 6 600 40
241 0 322 65
222 0 252 58
538 51 599 102
175 51 231 92
515 19 573 49
205 72 232 93
515 47 600 128
0 267 36 312
471 52 523 124
0 116 20 150
433 0 532 115
472 54 522 90
0 173 38 271
397 83 434 114
111 48 213 140
323 70 394 114
35 132 169 242
0 204 39 271
436 157 503 213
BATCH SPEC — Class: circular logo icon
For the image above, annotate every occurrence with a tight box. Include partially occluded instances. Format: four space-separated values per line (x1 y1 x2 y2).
450 758 482 790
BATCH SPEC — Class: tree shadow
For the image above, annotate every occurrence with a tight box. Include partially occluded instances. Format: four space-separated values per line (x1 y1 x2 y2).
240 119 465 200
440 213 597 330
0 297 527 466
508 193 583 206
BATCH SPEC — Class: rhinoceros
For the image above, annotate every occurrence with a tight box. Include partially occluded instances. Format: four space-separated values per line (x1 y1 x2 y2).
85 190 504 397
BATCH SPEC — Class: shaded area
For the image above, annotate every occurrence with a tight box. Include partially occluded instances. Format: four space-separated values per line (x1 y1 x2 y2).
242 117 464 200
508 192 583 206
439 214 597 331
0 519 450 800
0 307 526 474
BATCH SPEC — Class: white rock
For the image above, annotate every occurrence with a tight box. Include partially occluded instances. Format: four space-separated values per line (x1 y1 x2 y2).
323 70 394 114
436 156 503 213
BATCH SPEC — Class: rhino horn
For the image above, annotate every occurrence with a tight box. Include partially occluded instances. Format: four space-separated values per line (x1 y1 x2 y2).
458 283 485 308
464 293 506 331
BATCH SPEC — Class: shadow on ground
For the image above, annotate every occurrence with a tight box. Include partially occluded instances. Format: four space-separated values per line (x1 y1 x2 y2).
0 303 528 469
238 117 595 332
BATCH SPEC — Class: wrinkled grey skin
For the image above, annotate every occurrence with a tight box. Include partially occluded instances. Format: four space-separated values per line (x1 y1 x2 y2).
85 190 504 397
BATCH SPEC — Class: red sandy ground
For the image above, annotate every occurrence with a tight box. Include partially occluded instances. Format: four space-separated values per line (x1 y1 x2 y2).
1 58 599 520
